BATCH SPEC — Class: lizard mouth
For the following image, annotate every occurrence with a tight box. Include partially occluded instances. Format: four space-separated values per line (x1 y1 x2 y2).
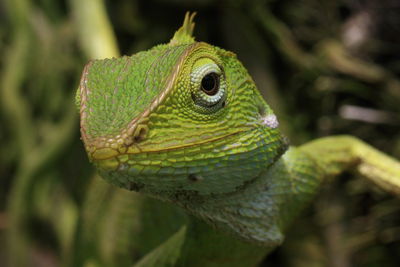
90 127 288 196
90 127 250 162
87 111 286 163
90 125 288 178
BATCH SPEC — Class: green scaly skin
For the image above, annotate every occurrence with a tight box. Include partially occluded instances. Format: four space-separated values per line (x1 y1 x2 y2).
76 13 400 266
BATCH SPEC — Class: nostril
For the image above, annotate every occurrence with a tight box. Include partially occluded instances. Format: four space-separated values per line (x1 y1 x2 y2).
133 124 148 143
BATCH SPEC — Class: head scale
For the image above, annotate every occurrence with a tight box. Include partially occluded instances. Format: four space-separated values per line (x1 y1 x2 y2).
77 12 287 201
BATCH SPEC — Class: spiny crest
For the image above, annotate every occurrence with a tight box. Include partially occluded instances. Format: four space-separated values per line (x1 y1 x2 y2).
169 12 196 46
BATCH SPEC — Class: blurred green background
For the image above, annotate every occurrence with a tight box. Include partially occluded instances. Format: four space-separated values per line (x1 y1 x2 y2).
1 0 400 266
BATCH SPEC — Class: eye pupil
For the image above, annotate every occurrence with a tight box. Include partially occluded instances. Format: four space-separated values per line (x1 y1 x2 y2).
201 73 219 95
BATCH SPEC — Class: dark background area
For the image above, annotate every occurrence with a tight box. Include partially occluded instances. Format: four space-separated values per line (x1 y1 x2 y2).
1 0 400 266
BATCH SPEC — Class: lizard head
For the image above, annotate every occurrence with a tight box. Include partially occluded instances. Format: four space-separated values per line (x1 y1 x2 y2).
77 13 287 200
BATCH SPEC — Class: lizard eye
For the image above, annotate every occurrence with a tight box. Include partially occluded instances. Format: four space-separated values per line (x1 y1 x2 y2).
190 60 227 113
201 72 219 96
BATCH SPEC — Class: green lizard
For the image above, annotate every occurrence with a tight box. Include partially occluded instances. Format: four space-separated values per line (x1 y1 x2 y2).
76 13 400 266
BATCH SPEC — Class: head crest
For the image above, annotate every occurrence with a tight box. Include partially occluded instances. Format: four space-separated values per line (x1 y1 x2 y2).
169 12 196 46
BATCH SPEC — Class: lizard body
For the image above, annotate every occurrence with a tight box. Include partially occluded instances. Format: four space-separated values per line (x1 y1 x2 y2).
76 13 400 266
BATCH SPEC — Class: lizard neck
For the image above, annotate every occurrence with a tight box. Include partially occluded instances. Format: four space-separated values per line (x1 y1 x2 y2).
171 157 288 247
170 147 324 247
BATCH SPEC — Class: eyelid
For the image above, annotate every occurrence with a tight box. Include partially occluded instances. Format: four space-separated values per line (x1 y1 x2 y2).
190 62 227 112
191 63 221 83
